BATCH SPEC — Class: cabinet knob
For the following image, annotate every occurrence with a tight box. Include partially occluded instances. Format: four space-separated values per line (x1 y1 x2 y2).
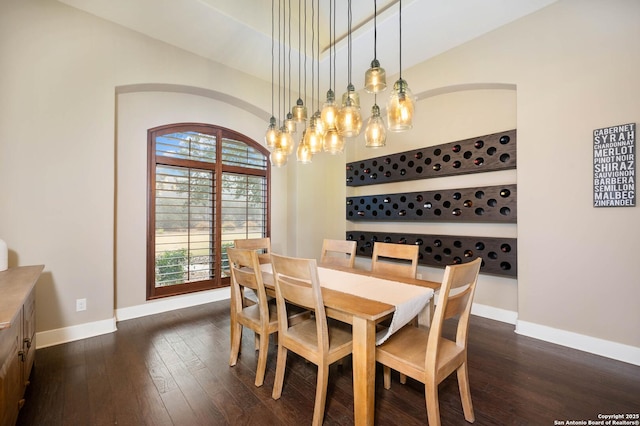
18 350 25 362
24 337 32 348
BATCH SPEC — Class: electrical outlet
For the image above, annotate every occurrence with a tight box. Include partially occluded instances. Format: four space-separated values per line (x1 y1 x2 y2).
76 298 87 312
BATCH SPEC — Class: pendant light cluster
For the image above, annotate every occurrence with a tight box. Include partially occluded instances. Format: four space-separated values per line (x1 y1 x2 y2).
266 0 415 168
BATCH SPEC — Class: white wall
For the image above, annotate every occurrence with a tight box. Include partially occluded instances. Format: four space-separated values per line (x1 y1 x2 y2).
1 0 638 363
294 0 640 363
0 0 280 341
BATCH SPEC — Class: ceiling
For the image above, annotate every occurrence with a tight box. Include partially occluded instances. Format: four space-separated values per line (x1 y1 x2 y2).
57 0 557 92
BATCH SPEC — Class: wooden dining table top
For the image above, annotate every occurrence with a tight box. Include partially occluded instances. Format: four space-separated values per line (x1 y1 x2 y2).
260 263 441 322
318 263 441 290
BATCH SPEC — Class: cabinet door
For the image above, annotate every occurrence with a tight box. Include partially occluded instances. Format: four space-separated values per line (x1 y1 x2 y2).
22 290 36 384
0 322 21 426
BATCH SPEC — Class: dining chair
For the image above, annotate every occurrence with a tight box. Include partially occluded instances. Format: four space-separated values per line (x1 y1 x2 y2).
370 242 419 278
233 237 274 351
234 237 271 264
375 257 482 426
319 238 357 268
227 247 278 387
270 253 353 426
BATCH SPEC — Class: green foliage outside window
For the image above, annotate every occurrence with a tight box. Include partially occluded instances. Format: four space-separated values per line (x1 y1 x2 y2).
155 248 187 286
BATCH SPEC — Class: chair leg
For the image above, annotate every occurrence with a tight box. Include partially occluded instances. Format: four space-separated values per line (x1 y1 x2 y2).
425 379 441 426
383 368 406 386
312 363 329 426
457 362 475 423
254 332 270 387
272 345 288 400
229 321 242 366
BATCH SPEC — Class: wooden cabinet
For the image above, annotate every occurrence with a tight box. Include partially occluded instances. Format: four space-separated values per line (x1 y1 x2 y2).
0 266 43 426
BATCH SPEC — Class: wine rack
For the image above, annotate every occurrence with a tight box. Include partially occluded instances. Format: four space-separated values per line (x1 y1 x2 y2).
346 231 517 277
346 184 516 223
346 129 516 186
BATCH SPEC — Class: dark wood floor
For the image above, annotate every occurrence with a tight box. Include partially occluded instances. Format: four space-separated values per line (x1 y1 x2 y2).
17 300 640 425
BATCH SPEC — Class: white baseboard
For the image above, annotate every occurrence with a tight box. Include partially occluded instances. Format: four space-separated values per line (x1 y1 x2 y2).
35 288 230 349
115 287 230 321
470 304 640 366
471 303 518 324
516 320 640 367
36 317 117 349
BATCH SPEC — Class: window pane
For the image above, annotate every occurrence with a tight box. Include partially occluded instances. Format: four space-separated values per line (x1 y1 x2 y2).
155 165 214 287
156 131 217 163
220 173 268 276
222 137 267 170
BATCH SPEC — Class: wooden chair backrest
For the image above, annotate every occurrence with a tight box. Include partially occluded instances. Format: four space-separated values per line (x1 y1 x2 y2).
227 247 270 320
320 239 357 268
371 242 419 278
234 237 271 264
270 253 328 351
425 257 482 371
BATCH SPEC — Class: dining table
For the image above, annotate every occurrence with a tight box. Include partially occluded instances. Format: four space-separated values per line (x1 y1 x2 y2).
260 262 440 426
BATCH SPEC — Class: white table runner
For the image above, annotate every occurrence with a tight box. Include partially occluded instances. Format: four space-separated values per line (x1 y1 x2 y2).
262 264 434 345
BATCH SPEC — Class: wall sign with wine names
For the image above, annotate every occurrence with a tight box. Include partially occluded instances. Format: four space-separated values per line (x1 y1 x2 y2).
593 123 635 207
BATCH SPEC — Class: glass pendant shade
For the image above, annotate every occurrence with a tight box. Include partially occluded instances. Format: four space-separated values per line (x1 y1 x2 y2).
265 116 278 149
322 127 345 154
365 60 387 93
321 90 338 130
305 117 323 154
284 112 297 133
270 147 288 167
365 104 386 148
387 78 415 132
278 126 295 155
313 110 325 137
292 98 307 122
341 84 360 108
296 131 313 164
337 98 363 138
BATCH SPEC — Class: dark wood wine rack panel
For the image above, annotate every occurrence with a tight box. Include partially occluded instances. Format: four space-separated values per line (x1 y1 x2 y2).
346 231 517 277
346 129 516 186
346 184 517 223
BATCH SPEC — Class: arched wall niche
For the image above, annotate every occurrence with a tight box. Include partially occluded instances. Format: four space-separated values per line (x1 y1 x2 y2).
116 83 270 122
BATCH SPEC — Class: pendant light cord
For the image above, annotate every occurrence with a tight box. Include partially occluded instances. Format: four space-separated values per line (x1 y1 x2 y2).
278 0 282 124
311 0 315 111
399 0 403 79
348 0 352 85
373 0 377 61
288 0 292 112
328 0 332 93
297 0 301 99
316 0 320 110
334 0 337 93
271 0 275 118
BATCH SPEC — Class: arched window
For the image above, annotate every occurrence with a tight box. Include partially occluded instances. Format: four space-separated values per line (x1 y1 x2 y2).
147 123 270 299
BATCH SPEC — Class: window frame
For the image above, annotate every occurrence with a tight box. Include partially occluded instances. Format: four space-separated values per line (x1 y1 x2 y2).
147 122 271 300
